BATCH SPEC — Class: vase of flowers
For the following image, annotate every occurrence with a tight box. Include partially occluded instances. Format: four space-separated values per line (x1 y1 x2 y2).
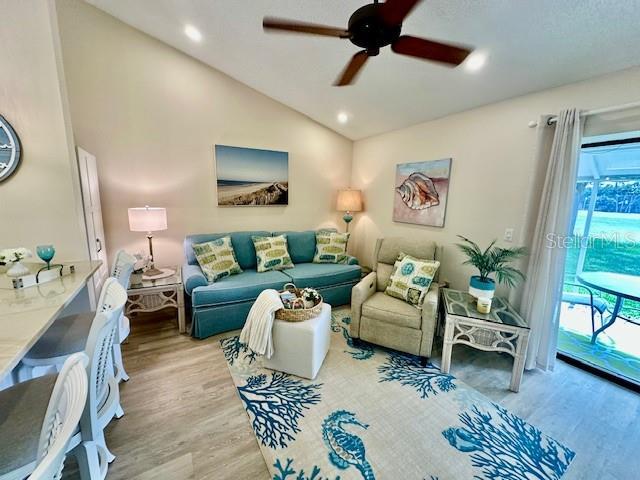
1 247 33 278
300 287 322 309
456 235 527 299
130 253 150 285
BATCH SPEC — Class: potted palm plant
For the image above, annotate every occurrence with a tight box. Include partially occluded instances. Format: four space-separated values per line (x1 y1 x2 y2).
456 235 527 299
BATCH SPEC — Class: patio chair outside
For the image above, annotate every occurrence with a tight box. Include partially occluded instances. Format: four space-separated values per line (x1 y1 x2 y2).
561 282 608 335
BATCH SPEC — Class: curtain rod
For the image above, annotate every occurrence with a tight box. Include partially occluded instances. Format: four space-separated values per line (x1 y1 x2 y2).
527 100 640 128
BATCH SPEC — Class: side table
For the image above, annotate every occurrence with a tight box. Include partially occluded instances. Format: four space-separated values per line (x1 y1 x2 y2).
126 266 186 334
440 288 530 392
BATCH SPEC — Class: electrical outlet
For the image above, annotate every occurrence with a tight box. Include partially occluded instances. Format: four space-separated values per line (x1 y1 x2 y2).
504 228 514 242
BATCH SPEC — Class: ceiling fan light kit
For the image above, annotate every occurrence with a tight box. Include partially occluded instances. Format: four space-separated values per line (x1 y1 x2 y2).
263 0 474 86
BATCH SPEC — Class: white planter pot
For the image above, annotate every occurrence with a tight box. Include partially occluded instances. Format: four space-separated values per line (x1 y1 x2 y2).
468 275 496 299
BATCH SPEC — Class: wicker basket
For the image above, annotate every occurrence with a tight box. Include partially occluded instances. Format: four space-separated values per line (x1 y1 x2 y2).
275 283 323 322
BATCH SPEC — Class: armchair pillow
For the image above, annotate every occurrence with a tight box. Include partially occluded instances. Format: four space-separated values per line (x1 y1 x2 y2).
385 253 440 308
252 235 294 272
192 236 243 282
313 231 350 264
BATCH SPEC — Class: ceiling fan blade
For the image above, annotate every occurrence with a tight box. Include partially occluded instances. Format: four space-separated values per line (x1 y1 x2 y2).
380 0 421 25
391 35 472 66
334 50 369 86
263 17 350 38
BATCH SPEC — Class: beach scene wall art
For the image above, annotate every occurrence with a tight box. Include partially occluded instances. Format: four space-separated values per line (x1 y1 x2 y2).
393 158 452 227
215 144 289 206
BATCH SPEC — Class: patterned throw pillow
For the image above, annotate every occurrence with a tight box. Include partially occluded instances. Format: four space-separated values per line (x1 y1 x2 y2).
192 237 243 282
313 231 350 264
252 235 294 272
385 253 440 308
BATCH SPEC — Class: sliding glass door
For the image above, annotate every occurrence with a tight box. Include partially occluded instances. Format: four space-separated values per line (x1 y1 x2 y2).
558 133 640 387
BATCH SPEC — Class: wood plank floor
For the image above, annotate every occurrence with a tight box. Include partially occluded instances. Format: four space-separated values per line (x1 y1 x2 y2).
66 308 639 479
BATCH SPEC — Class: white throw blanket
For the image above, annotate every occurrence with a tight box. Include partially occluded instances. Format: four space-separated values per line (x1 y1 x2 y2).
240 289 284 359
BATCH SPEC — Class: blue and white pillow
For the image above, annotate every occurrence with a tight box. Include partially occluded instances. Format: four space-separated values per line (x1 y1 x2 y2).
385 253 440 307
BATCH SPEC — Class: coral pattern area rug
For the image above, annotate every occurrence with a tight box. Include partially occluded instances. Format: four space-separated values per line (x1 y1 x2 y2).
221 309 575 480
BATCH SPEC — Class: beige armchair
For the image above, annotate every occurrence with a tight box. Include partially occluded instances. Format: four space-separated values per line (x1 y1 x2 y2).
350 237 442 360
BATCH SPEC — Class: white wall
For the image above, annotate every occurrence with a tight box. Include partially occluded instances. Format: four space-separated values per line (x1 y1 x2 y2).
44 0 640 288
0 0 88 261
351 67 640 293
56 0 353 268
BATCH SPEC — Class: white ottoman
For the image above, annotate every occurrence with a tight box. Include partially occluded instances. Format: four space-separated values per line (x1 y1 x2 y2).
264 303 331 380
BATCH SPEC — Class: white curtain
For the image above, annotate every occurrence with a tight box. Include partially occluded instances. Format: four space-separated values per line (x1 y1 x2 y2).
521 109 584 371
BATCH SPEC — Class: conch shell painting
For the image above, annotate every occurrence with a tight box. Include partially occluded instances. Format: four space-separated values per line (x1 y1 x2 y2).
396 172 440 209
393 158 452 227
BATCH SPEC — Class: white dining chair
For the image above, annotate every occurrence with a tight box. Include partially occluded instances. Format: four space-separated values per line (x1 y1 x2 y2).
29 353 89 480
2 279 126 480
0 353 88 480
109 250 136 382
72 277 128 479
20 250 135 388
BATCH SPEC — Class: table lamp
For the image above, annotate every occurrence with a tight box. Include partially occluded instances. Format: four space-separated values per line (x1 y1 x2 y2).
128 206 167 276
336 189 363 232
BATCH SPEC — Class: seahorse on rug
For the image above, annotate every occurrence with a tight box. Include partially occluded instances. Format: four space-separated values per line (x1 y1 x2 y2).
396 172 440 209
322 410 375 480
341 323 374 360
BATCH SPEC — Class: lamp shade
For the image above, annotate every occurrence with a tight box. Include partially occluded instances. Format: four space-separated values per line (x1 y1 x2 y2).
128 206 167 232
336 189 363 212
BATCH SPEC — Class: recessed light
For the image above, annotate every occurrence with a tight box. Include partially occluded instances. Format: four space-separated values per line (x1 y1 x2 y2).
184 24 202 43
337 112 349 124
464 52 486 72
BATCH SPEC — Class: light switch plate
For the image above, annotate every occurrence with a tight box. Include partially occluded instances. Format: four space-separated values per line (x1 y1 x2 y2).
504 228 514 242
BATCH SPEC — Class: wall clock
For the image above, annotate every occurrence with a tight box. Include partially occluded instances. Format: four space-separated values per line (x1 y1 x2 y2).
0 115 22 183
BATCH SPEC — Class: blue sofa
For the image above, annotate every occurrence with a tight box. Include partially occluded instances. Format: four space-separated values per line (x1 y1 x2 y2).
182 230 361 339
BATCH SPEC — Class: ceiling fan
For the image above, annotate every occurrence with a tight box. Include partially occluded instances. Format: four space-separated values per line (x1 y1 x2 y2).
263 0 474 86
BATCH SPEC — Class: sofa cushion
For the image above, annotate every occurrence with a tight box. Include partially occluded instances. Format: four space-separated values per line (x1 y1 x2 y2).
313 231 350 264
191 269 290 307
284 262 361 289
185 231 270 269
362 292 422 329
273 231 316 264
252 235 293 272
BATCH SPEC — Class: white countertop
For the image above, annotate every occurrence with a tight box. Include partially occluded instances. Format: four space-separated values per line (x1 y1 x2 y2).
0 260 101 379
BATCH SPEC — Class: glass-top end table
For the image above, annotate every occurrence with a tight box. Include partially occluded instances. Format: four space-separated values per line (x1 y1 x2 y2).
129 267 181 289
441 288 530 392
442 289 529 329
127 266 186 334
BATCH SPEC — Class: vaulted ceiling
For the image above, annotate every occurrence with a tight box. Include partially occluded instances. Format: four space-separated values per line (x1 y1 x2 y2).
88 0 640 139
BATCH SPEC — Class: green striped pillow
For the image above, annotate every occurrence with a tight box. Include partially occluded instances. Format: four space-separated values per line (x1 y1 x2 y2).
313 231 350 264
252 235 294 272
192 236 243 282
